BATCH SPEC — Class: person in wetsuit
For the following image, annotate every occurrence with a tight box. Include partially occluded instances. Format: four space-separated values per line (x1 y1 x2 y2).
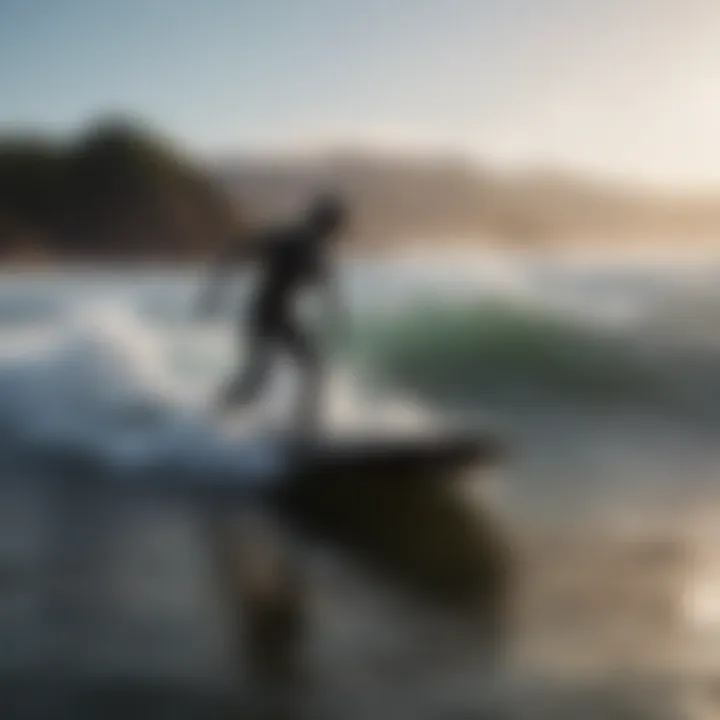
198 193 348 427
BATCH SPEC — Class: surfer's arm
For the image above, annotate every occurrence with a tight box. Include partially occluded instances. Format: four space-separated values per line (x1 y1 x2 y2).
322 264 348 342
196 232 264 316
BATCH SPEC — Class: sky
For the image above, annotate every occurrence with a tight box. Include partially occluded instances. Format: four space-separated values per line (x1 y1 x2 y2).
1 0 720 188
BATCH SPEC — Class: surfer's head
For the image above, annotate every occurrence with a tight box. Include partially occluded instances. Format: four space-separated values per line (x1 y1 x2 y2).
305 193 347 239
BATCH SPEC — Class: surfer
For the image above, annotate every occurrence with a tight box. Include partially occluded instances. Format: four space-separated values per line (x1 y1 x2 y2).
197 193 348 428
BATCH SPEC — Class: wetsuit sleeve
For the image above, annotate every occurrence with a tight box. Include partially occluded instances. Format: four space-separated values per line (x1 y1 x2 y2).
322 258 347 345
219 229 267 264
196 231 267 315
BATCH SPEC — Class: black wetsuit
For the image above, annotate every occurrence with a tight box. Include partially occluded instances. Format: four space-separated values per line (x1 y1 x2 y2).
248 227 328 340
222 224 332 417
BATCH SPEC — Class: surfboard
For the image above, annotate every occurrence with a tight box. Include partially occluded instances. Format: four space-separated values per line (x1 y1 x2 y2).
282 428 505 481
29 402 505 509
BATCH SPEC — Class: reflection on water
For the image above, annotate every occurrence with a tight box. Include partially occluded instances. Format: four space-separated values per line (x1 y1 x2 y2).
1 416 719 718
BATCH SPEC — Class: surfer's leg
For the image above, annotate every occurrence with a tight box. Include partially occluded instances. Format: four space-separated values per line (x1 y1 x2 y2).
217 335 273 412
282 324 322 430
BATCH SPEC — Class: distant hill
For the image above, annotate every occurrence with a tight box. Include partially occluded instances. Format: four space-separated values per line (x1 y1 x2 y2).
216 152 720 249
3 121 720 263
0 119 240 263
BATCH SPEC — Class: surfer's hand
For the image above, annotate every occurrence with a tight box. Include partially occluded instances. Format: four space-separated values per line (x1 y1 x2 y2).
195 289 219 320
324 300 349 354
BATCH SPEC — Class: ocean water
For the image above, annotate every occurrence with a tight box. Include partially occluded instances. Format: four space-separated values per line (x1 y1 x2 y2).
2 252 720 718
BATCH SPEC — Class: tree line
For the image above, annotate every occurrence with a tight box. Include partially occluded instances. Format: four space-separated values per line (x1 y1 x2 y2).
0 119 239 262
